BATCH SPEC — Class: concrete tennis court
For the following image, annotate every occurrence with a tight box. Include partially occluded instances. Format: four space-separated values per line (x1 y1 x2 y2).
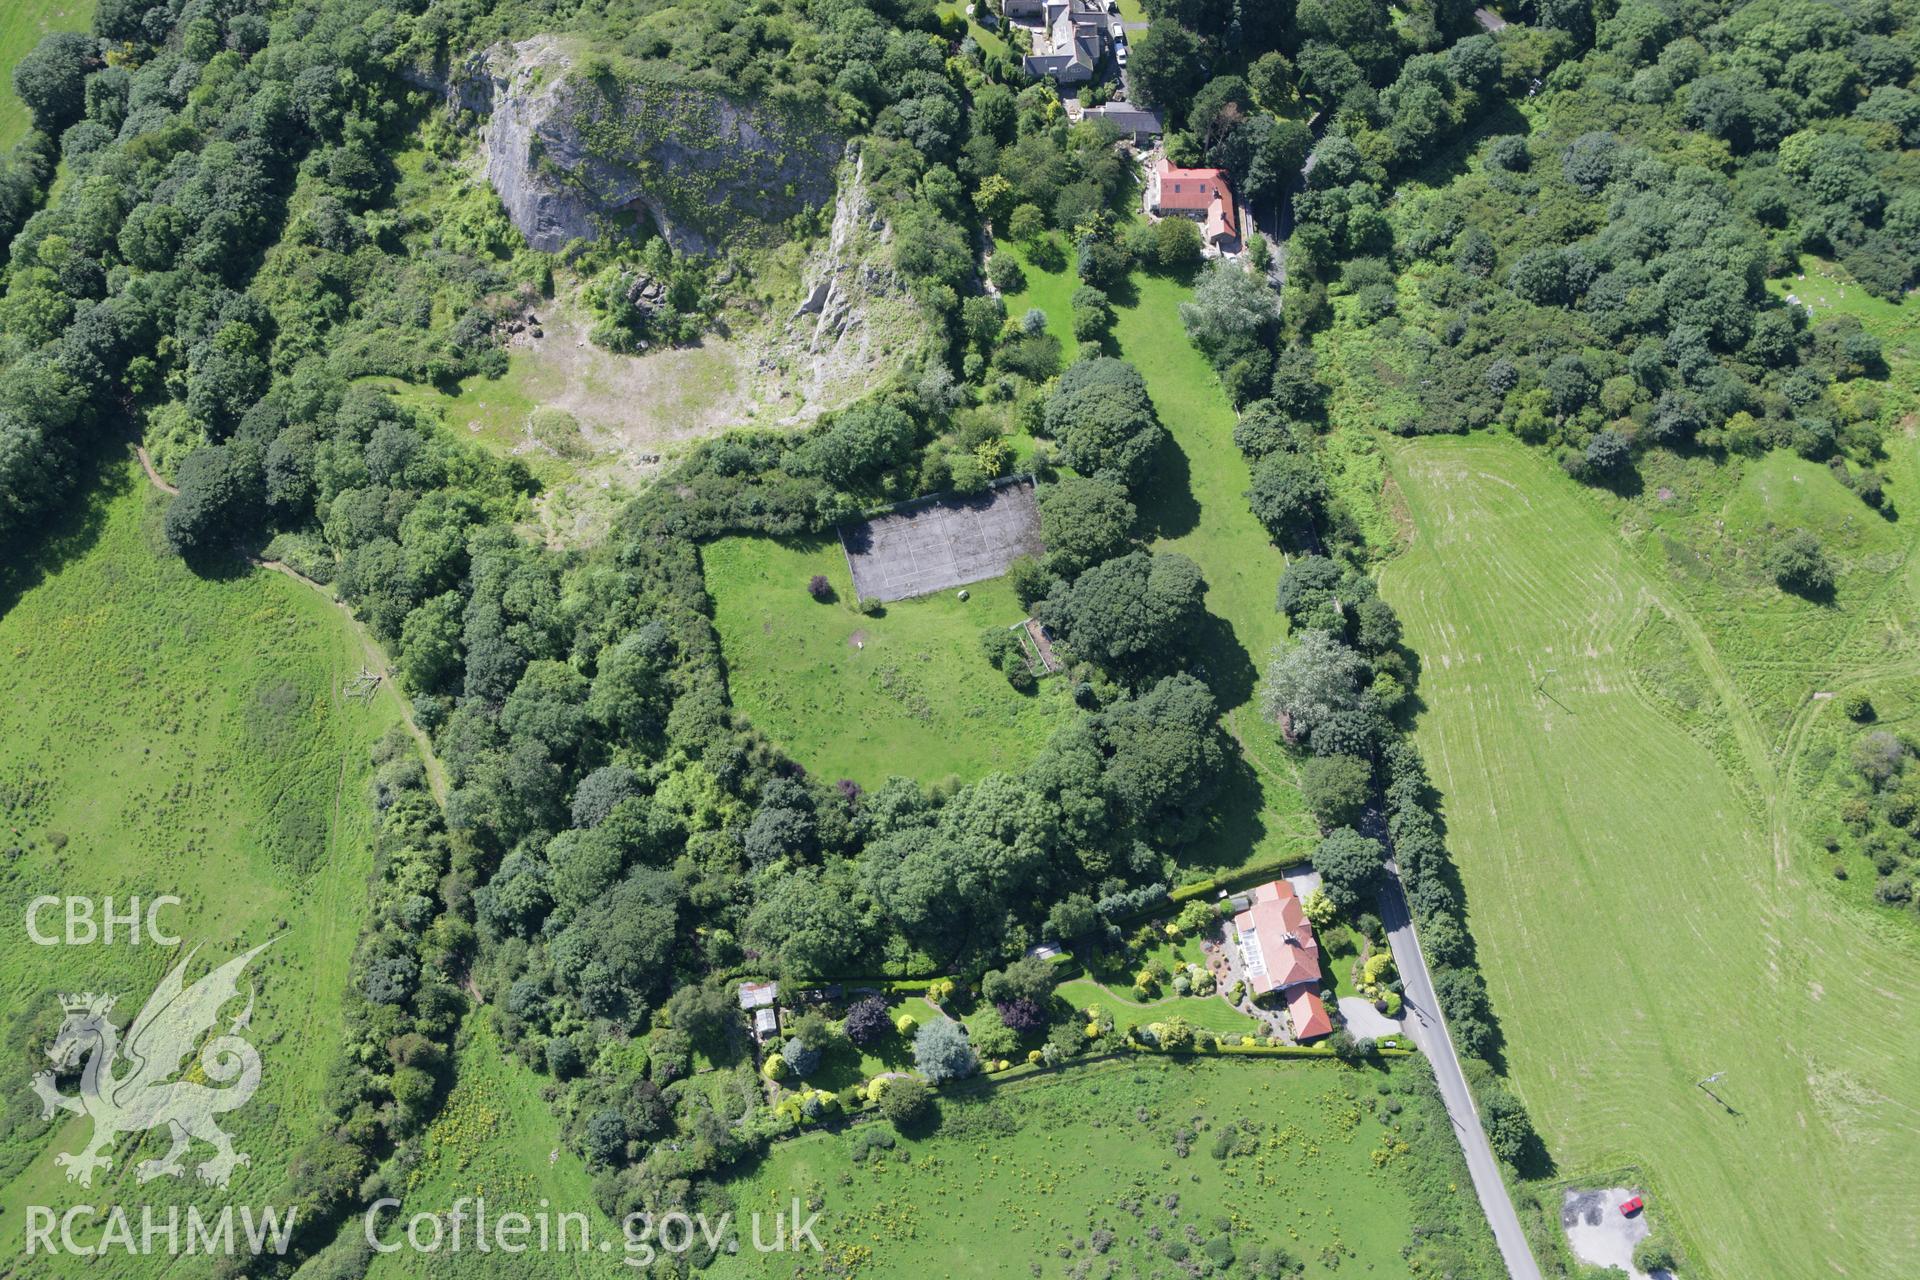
840 479 1045 602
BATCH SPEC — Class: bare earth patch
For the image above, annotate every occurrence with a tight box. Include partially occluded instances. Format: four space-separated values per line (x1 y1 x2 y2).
486 149 919 489
399 152 925 551
496 302 749 477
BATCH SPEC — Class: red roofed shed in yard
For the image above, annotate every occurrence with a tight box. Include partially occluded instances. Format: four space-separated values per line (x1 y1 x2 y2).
1287 987 1333 1041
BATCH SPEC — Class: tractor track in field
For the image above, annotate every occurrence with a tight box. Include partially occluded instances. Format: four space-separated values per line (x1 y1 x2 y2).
1382 435 1920 1278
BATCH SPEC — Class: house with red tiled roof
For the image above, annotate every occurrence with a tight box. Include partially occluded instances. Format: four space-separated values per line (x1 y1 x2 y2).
1147 157 1239 250
1232 879 1332 1041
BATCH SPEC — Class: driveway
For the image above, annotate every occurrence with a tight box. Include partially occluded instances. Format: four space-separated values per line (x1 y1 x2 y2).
1377 866 1545 1280
1337 996 1401 1040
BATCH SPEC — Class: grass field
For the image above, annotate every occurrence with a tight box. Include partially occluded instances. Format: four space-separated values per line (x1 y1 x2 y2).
356 1017 630 1279
1005 247 1321 877
710 1056 1500 1278
0 0 92 149
1379 433 1920 1278
704 244 1320 853
704 534 1072 786
1595 257 1920 936
1598 441 1920 754
0 464 404 1266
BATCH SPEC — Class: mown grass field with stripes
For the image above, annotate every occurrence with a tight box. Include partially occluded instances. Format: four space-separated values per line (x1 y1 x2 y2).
1379 434 1920 1279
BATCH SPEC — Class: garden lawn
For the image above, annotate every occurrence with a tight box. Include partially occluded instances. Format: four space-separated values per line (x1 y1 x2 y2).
1317 925 1368 1006
1007 247 1321 877
1379 433 1920 1280
703 534 1072 786
999 237 1083 347
935 1 1011 59
799 995 923 1093
1126 928 1207 978
0 465 401 1262
1054 977 1267 1037
0 0 93 148
709 1056 1499 1278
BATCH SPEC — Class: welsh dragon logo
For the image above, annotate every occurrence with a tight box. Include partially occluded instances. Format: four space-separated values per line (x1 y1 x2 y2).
31 941 272 1188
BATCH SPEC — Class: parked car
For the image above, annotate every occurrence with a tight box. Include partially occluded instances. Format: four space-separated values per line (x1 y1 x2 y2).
1620 1196 1645 1217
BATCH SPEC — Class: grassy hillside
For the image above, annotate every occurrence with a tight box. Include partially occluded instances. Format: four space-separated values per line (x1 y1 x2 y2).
0 464 403 1267
1563 256 1920 932
0 0 91 149
1379 434 1920 1279
359 1018 628 1279
704 534 1072 786
1603 438 1920 754
709 1056 1500 1279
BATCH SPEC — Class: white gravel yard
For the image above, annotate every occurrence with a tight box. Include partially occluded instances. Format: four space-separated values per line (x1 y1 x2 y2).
1337 996 1401 1039
1562 1188 1672 1279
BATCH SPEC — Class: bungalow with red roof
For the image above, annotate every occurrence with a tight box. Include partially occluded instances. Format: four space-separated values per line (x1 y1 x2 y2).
1231 879 1332 1041
1147 157 1239 251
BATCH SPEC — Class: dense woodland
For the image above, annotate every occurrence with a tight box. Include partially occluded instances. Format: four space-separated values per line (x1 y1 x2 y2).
1278 0 1914 472
1 0 1915 1271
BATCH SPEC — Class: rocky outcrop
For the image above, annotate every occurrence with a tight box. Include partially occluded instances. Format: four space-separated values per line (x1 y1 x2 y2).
458 36 845 255
748 151 923 421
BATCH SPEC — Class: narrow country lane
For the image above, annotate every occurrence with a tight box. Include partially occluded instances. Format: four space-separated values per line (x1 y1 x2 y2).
1377 869 1544 1280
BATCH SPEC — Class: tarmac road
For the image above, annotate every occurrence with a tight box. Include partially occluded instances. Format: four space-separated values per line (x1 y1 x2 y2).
1377 863 1545 1280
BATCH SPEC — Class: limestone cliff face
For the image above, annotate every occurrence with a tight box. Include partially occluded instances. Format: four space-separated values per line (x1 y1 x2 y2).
459 36 846 255
754 150 921 420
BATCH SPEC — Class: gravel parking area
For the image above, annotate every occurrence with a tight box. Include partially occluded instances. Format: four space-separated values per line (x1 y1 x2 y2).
1337 997 1401 1039
1562 1188 1670 1279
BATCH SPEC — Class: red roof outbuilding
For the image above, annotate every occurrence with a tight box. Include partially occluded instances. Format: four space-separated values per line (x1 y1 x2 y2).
1287 987 1334 1041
